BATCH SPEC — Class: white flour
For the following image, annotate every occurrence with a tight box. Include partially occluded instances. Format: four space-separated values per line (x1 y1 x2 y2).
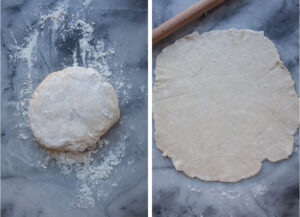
8 0 132 209
39 1 68 30
186 184 201 193
19 31 39 69
221 190 241 199
47 139 126 208
83 0 93 7
8 31 39 140
250 184 268 197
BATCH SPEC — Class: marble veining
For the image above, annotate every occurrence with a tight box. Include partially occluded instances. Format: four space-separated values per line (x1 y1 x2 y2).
1 0 147 216
153 0 299 216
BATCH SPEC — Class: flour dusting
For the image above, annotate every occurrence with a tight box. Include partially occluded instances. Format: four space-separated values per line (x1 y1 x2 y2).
9 31 39 139
39 1 68 30
19 31 39 69
186 185 201 193
83 0 93 7
250 184 268 197
8 0 132 208
221 190 241 199
39 138 126 209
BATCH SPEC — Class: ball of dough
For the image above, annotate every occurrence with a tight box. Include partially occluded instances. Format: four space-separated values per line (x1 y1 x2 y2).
29 67 120 152
153 29 299 182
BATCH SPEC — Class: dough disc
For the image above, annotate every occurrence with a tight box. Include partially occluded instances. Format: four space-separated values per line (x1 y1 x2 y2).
153 29 299 182
29 67 120 152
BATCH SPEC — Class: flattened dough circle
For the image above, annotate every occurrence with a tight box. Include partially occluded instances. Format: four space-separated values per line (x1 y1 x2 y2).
153 29 299 182
29 67 120 152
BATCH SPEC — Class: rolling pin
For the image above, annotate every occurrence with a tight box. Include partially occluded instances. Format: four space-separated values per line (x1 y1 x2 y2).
152 0 225 45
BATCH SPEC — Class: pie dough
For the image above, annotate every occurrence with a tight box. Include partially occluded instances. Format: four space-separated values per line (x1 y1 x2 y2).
153 29 299 182
29 67 120 152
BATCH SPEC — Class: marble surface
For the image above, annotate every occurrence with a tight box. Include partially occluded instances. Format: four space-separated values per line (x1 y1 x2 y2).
153 0 299 216
1 0 147 216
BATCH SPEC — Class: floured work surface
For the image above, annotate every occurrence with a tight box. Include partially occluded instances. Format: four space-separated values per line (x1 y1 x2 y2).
153 29 299 182
2 0 147 212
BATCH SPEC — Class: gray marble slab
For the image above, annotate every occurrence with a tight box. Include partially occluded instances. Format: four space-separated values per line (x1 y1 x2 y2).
1 0 147 216
152 0 299 216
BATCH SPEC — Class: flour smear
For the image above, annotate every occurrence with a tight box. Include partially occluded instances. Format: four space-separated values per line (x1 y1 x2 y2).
8 0 132 208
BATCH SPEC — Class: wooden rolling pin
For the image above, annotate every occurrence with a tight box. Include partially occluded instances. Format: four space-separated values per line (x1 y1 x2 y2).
152 0 225 45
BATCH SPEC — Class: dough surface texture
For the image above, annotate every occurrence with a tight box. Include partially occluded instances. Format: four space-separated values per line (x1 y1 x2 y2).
29 67 120 152
153 29 299 182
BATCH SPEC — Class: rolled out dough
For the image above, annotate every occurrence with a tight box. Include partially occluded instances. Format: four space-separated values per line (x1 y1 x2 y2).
153 29 299 182
29 67 120 152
